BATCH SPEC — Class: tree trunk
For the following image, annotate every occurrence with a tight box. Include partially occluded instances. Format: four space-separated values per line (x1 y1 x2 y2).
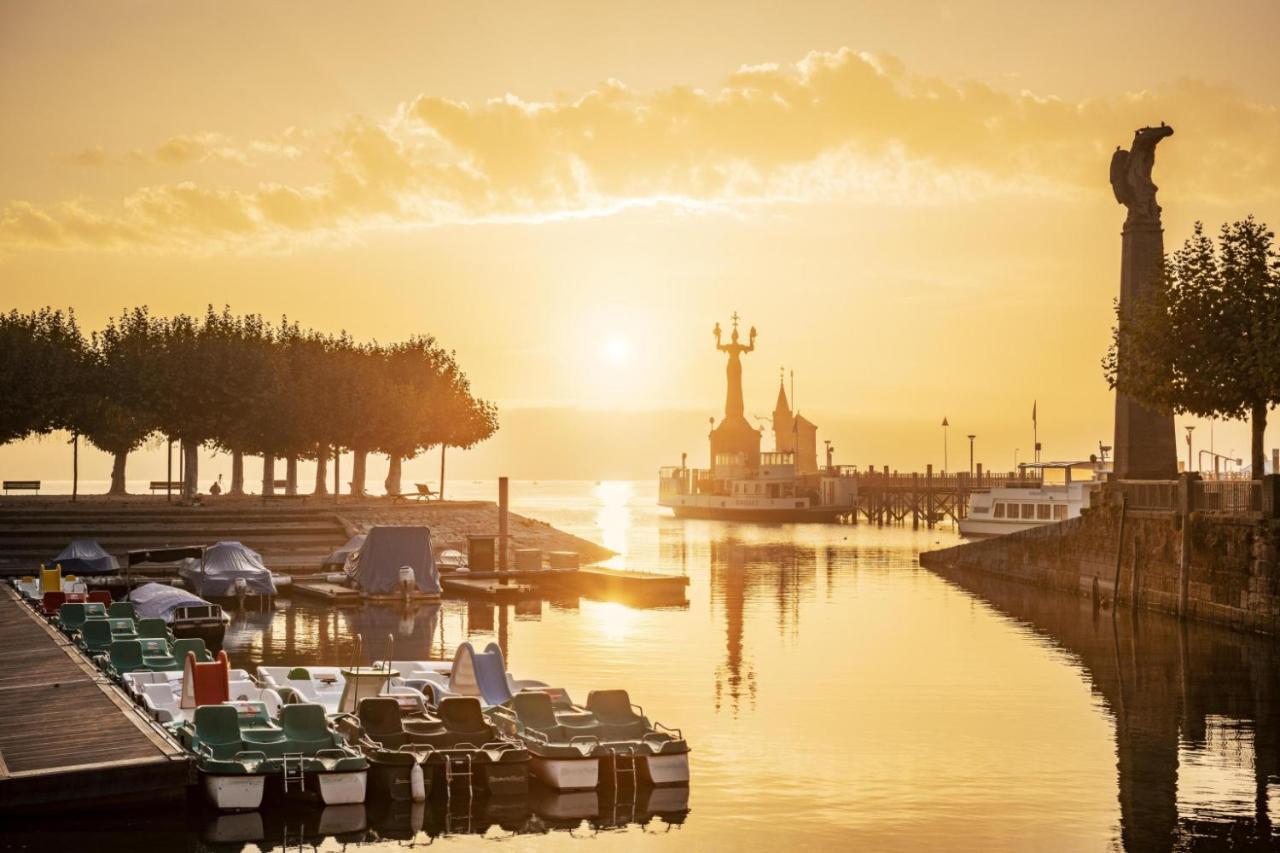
262 455 276 496
285 456 298 495
108 450 128 495
385 455 403 497
183 440 199 499
314 447 329 496
230 451 245 496
351 447 368 496
1252 402 1268 477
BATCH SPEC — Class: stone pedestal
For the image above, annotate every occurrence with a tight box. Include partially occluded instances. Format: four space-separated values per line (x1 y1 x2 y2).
1114 220 1178 479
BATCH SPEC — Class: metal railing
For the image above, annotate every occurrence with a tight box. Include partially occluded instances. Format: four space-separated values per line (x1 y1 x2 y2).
1195 479 1262 513
1114 480 1179 511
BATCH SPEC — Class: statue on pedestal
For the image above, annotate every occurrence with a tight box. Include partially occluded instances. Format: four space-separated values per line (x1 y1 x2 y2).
714 312 757 421
1110 123 1174 227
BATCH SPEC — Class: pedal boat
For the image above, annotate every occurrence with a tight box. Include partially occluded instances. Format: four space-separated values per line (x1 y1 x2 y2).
585 689 690 786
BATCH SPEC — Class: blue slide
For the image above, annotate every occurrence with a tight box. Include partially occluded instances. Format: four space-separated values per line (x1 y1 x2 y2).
448 642 513 707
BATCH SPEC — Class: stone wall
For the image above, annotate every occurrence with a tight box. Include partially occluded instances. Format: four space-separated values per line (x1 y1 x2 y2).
919 501 1280 635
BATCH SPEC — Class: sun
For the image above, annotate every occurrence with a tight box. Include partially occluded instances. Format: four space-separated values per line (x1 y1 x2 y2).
604 335 631 364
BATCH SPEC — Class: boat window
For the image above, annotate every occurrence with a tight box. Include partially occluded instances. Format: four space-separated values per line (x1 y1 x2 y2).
1054 504 1068 520
993 503 1006 518
1036 504 1051 520
1021 504 1035 520
971 504 989 514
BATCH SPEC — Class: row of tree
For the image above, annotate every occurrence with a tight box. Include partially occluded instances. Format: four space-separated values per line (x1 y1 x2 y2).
0 306 498 497
1106 216 1280 476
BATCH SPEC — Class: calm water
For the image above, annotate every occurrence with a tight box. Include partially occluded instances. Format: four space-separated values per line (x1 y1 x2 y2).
7 480 1278 851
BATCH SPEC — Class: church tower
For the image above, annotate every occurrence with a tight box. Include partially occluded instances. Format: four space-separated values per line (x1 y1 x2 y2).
772 374 795 453
771 372 819 474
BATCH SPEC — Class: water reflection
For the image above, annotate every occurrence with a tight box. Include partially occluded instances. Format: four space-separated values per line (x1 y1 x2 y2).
928 562 1280 851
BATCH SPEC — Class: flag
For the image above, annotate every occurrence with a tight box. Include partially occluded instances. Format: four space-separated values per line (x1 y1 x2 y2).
1032 400 1037 424
941 417 949 427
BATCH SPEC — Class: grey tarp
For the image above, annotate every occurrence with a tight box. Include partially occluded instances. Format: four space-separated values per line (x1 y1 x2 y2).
49 539 119 575
345 526 439 595
322 533 366 570
179 540 277 597
128 582 215 622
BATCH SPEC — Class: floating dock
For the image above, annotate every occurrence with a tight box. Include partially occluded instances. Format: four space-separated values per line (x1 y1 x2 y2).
0 587 191 811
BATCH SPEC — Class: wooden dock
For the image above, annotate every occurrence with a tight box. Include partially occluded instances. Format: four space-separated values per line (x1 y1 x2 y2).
0 586 191 811
840 467 1043 528
442 577 538 601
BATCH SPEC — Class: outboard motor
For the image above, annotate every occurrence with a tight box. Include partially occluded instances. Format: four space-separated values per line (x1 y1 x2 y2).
233 576 248 609
398 565 415 601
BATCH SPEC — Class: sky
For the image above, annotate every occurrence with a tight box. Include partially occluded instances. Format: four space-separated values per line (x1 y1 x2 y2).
3 1 1280 484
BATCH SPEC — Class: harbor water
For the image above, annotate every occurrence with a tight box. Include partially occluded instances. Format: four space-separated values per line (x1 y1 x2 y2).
6 480 1278 850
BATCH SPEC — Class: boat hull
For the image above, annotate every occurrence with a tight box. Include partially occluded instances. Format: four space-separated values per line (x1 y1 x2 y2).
641 752 690 786
315 770 368 805
204 774 266 810
530 756 600 791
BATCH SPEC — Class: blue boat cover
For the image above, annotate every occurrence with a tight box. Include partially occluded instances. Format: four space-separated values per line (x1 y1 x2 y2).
345 526 439 595
128 582 214 621
322 533 366 569
50 539 119 576
178 541 278 598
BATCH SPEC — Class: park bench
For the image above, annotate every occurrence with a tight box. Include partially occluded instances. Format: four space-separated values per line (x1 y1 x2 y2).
415 483 438 500
2 480 40 494
263 479 306 502
149 480 184 494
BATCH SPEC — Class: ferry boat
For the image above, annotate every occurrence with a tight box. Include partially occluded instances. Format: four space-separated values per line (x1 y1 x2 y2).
658 316 856 523
957 461 1105 538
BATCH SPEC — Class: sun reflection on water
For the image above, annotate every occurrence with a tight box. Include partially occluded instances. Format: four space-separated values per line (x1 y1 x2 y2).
593 479 633 568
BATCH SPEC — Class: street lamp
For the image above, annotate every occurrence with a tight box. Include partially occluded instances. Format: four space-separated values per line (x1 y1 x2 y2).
1184 425 1195 473
941 417 949 474
967 434 976 476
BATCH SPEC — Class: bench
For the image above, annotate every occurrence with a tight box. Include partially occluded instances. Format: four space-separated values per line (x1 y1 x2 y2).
263 492 308 503
414 483 438 500
149 480 184 494
2 480 40 494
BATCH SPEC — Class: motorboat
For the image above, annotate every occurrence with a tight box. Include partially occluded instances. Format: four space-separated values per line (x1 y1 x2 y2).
344 526 441 599
958 461 1105 538
173 652 368 810
178 541 279 600
436 549 467 573
128 582 229 646
48 539 120 576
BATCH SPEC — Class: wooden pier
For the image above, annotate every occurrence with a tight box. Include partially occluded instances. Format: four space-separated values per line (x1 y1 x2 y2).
0 587 191 812
839 466 1042 529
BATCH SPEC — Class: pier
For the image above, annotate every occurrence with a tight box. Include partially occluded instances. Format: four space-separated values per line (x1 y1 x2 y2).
0 586 190 811
838 466 1041 528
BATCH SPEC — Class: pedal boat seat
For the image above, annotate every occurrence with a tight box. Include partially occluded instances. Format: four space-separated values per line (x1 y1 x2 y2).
56 603 88 633
234 702 288 755
437 696 499 748
80 619 116 653
192 704 259 775
281 703 365 772
108 602 136 620
107 618 139 641
108 639 146 675
172 638 212 663
137 618 171 640
512 691 601 743
138 638 178 670
358 697 437 750
586 690 651 740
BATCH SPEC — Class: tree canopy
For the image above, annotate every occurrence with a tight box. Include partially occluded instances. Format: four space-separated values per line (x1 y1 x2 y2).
1104 217 1280 475
0 306 499 495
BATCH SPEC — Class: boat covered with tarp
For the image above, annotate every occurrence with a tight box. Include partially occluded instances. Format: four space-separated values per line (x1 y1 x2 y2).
322 533 366 570
128 581 229 644
179 541 278 598
345 526 440 596
49 539 119 575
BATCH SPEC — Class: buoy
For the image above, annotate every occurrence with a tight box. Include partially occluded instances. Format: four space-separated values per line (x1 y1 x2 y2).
410 763 426 802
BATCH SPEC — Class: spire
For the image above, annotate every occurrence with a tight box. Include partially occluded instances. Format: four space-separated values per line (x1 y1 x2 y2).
774 368 791 416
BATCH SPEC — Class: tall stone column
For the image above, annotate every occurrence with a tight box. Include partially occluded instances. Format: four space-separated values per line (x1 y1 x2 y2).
1111 125 1178 479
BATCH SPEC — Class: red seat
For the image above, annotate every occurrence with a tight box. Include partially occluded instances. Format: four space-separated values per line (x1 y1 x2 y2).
41 591 67 616
87 590 113 605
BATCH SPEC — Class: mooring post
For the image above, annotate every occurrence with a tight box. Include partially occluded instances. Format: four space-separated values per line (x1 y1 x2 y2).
1177 472 1198 619
1112 492 1128 613
926 464 935 529
1130 534 1142 607
498 476 509 581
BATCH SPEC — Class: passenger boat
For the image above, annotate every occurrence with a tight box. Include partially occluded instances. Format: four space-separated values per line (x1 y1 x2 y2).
958 461 1105 538
657 317 857 523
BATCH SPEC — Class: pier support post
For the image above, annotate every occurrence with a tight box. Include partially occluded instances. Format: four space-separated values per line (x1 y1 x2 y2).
911 472 919 529
926 464 935 529
1177 472 1198 619
498 476 509 581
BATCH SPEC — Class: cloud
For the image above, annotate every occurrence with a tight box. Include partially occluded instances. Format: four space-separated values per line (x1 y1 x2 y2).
6 48 1280 252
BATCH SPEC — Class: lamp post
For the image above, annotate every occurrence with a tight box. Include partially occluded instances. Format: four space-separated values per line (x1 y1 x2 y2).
941 417 949 475
1184 425 1195 473
967 434 976 476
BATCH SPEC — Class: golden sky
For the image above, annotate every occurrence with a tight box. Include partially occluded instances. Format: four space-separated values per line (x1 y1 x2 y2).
4 1 1280 480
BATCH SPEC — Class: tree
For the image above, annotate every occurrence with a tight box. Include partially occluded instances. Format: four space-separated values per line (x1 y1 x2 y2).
82 308 160 494
1105 217 1280 475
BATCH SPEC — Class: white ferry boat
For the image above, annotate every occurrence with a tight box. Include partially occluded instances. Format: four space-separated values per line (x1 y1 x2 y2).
657 316 856 523
958 461 1106 537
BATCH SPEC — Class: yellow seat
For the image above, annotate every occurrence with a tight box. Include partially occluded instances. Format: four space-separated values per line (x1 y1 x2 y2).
40 566 61 593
